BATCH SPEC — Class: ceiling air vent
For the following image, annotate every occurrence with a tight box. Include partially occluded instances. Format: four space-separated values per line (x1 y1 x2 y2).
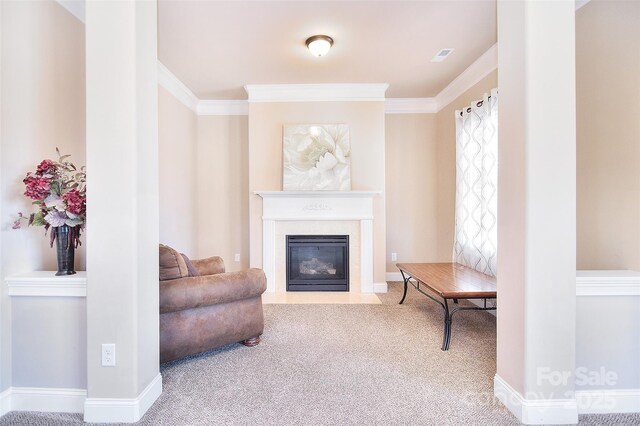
431 48 454 62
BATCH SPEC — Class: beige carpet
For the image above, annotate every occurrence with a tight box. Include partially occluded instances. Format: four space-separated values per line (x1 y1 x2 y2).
1 283 638 425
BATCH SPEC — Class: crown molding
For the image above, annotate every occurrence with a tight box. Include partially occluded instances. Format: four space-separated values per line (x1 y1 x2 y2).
244 84 389 103
157 62 199 112
435 44 497 111
197 100 249 116
385 98 438 114
55 0 85 23
158 42 500 115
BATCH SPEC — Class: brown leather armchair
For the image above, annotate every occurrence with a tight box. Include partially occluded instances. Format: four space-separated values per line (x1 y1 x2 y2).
159 245 267 363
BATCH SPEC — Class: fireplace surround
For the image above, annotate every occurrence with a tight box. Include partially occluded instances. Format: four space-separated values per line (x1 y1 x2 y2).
255 191 379 293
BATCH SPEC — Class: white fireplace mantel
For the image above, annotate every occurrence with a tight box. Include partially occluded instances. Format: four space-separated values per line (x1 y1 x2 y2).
255 190 380 293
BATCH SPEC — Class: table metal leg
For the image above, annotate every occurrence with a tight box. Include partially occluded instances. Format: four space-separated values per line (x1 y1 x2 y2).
442 299 452 351
399 270 409 304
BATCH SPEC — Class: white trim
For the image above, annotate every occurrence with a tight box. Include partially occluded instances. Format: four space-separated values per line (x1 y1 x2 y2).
576 270 640 296
157 62 199 112
435 44 498 111
55 0 85 23
6 271 87 297
494 374 579 424
84 373 162 423
386 272 404 282
576 389 640 414
360 220 374 293
244 84 389 103
197 100 249 116
10 387 86 414
255 190 380 199
385 98 437 114
0 388 11 417
373 282 388 293
575 0 592 11
256 192 377 294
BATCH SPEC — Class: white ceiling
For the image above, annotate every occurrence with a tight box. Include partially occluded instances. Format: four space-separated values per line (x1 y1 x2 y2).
158 0 497 100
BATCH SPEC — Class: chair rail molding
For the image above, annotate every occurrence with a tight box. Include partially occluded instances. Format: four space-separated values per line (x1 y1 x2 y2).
6 271 87 297
576 270 640 296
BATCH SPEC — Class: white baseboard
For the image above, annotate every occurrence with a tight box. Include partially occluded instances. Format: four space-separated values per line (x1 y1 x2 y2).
0 388 11 416
494 374 578 424
84 373 162 423
373 282 388 293
385 272 403 282
576 388 640 414
0 386 86 415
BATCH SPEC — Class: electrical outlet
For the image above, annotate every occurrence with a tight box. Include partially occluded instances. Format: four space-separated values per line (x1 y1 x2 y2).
102 344 116 367
234 253 240 262
391 252 398 261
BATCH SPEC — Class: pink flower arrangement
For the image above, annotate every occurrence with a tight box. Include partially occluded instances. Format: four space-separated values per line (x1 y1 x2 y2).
14 149 86 248
23 175 52 200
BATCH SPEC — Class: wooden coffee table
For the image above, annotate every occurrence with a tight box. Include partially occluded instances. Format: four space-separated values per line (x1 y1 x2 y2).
396 262 497 351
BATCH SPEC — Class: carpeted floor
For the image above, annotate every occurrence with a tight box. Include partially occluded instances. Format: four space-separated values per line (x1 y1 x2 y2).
1 283 638 425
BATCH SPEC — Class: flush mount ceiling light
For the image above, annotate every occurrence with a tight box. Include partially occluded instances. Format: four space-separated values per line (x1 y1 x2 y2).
305 35 334 57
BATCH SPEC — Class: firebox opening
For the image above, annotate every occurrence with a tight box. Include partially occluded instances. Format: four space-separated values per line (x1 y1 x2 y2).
286 235 349 292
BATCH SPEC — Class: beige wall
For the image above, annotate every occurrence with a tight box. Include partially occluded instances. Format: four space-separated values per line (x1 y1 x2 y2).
435 70 498 262
1 0 86 272
385 114 438 271
1 0 85 391
196 115 249 271
158 86 198 255
248 102 387 284
576 0 640 271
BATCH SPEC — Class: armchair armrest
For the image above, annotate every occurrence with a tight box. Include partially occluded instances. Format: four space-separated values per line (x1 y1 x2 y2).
160 268 266 314
191 256 225 276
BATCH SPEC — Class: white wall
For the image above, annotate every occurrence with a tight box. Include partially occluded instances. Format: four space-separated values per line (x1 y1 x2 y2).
11 297 86 388
496 0 578 423
85 1 160 421
576 295 640 392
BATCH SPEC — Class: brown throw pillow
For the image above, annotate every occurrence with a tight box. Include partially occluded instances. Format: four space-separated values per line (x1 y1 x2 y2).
181 253 199 277
159 244 189 281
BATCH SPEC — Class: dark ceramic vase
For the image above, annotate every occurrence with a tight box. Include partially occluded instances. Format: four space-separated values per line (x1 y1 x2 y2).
55 225 76 276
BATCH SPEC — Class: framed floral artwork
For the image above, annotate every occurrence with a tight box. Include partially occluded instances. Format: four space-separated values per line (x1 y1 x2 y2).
283 124 351 191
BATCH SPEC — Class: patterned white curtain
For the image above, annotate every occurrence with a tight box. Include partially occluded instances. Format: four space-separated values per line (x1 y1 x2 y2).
453 89 498 276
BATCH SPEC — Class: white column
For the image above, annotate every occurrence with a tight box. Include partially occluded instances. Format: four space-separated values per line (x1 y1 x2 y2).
360 219 374 293
84 0 161 423
496 1 577 424
262 220 276 292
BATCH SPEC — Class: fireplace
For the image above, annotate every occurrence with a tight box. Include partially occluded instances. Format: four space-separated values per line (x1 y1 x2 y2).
286 235 349 291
